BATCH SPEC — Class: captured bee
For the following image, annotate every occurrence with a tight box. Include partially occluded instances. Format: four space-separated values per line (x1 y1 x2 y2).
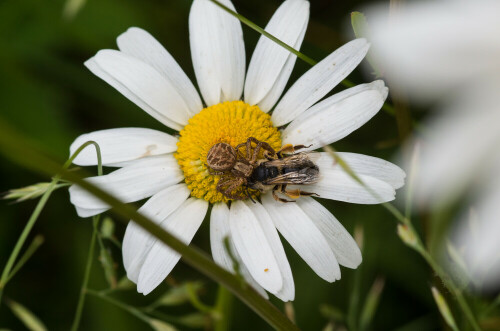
206 137 319 202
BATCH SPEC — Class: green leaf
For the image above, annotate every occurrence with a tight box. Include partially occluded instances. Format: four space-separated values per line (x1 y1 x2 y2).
115 276 136 291
350 11 383 77
351 12 368 40
6 299 47 331
177 313 208 328
149 319 179 331
99 245 117 288
100 217 115 238
359 278 385 331
431 287 459 331
154 281 204 307
319 304 345 322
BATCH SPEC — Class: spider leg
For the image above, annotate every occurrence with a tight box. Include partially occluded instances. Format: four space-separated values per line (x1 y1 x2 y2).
246 137 277 162
222 177 247 200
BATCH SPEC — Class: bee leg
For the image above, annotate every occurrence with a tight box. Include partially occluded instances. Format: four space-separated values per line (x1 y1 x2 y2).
272 185 294 203
284 188 320 199
209 170 225 176
276 144 313 158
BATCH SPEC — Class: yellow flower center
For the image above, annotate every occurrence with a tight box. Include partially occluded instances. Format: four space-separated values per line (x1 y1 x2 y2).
175 101 282 203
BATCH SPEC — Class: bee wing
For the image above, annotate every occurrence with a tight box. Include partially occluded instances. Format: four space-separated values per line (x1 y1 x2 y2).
263 167 320 185
265 153 315 168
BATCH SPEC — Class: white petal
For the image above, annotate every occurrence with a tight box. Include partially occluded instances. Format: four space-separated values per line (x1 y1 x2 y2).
69 155 183 213
453 178 500 290
229 201 283 293
262 194 340 282
297 197 361 269
366 1 500 100
272 39 370 126
70 128 178 166
415 93 500 207
189 0 245 106
123 184 190 282
74 206 108 218
85 58 183 131
244 201 295 301
316 152 406 189
137 198 209 294
244 0 309 110
294 168 395 204
282 81 388 149
86 50 191 127
117 27 203 116
210 203 268 299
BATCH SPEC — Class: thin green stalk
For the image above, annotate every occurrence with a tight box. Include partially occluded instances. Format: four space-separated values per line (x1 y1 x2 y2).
71 142 103 331
186 283 215 314
207 0 395 116
4 235 44 284
323 146 481 331
214 286 233 331
70 217 100 331
86 289 151 324
207 0 315 66
0 119 299 331
0 141 99 305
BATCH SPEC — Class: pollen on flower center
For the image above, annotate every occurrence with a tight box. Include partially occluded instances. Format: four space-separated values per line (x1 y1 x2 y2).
175 101 282 203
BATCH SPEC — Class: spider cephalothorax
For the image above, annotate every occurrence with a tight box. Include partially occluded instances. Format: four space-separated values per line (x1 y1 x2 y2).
206 137 319 202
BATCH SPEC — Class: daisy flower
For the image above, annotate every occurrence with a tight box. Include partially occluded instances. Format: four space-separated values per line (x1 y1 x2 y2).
69 0 405 300
364 0 500 289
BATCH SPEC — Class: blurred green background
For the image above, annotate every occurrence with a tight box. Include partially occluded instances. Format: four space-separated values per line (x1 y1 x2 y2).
0 0 440 330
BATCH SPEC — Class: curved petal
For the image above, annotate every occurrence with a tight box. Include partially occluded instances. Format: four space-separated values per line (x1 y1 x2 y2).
70 128 178 166
293 169 396 204
74 206 108 218
117 27 203 116
297 197 361 269
85 50 191 127
282 81 388 150
229 201 283 294
210 203 268 299
137 198 209 294
244 201 295 301
189 0 245 106
85 57 182 131
123 184 190 282
316 152 406 189
272 38 370 126
244 0 309 110
262 194 340 282
69 155 183 214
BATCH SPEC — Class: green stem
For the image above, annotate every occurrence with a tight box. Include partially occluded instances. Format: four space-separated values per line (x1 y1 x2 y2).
214 286 233 331
0 180 58 305
70 142 103 331
4 235 44 284
86 289 151 324
70 217 100 331
207 0 395 116
323 147 480 331
207 0 315 66
0 119 299 331
0 140 102 304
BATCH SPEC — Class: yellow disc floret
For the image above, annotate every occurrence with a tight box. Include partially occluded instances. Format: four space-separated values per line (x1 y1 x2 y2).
175 101 282 203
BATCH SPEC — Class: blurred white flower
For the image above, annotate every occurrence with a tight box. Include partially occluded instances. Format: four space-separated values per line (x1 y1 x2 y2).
365 0 500 289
